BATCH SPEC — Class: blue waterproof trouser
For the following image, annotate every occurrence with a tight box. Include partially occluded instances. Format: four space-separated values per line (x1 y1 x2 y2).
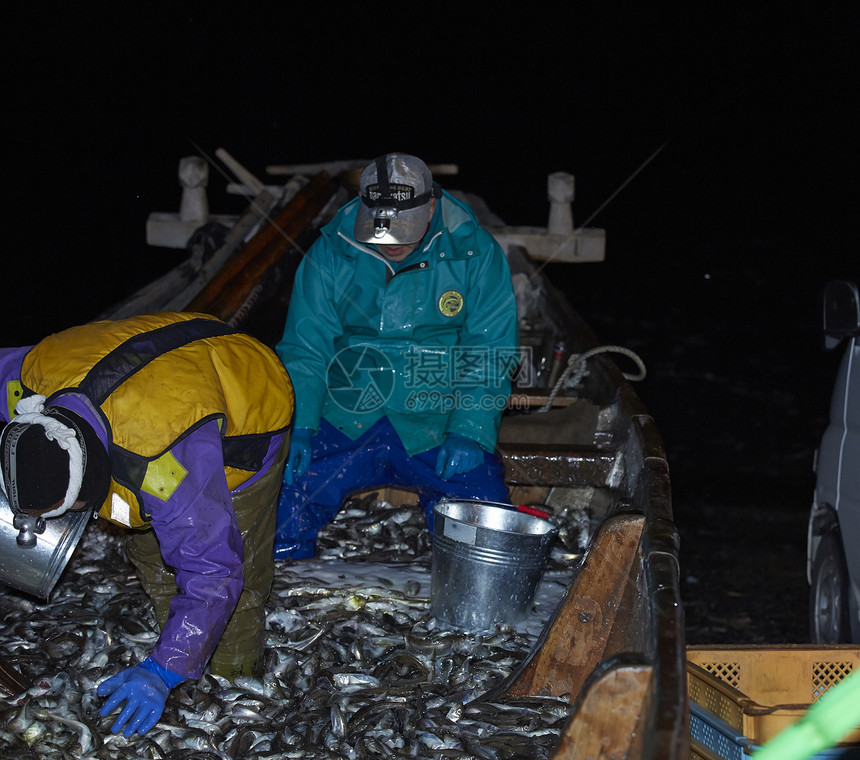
274 417 509 560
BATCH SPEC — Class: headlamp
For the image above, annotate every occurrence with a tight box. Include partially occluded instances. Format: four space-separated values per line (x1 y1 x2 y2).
13 512 46 548
2 424 48 547
374 207 399 219
354 155 440 246
372 207 398 238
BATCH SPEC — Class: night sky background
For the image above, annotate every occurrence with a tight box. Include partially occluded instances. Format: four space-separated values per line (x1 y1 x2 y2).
3 5 860 639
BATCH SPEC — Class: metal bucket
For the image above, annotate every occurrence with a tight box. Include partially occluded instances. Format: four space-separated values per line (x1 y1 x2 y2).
0 489 93 599
431 499 557 631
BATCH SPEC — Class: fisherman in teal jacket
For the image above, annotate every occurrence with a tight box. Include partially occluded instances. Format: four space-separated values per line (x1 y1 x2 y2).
274 153 519 558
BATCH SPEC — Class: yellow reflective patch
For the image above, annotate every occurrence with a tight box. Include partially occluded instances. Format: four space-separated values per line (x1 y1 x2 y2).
6 381 24 419
142 451 188 501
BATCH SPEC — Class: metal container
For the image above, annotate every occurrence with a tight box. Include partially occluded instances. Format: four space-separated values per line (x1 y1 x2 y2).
0 489 93 599
431 499 557 631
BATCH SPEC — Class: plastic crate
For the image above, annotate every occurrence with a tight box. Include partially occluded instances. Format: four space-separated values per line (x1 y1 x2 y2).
690 734 728 760
687 645 860 759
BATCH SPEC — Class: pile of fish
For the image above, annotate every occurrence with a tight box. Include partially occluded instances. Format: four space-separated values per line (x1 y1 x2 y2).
0 496 586 759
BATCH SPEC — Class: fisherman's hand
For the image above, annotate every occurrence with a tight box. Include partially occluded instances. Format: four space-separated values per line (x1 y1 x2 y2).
435 434 485 480
285 427 313 485
97 657 185 737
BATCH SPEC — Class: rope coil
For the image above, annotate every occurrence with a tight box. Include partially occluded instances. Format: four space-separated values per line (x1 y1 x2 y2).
537 345 647 413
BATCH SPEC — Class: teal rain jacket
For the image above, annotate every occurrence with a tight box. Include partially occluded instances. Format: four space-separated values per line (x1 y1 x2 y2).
276 190 519 456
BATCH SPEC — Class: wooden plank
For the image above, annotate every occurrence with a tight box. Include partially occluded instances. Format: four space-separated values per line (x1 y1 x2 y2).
215 147 265 195
491 226 606 263
507 513 645 699
502 446 618 488
638 456 689 760
207 174 338 324
507 394 578 408
266 160 459 176
184 170 334 317
554 662 652 759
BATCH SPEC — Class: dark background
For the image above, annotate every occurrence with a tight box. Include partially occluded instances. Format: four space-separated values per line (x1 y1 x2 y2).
3 6 859 642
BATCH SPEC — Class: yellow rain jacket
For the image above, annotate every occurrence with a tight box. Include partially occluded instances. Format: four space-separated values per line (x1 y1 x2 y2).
19 312 294 528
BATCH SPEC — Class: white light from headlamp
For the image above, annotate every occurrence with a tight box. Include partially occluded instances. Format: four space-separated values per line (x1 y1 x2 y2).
373 207 397 238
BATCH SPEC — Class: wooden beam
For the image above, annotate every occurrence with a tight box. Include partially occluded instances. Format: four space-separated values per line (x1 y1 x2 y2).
502 446 618 488
554 662 652 759
506 513 645 699
185 170 335 318
507 394 578 408
211 176 338 325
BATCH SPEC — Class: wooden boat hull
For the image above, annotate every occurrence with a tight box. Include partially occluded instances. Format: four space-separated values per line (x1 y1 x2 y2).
491 249 686 759
0 162 688 758
150 165 689 759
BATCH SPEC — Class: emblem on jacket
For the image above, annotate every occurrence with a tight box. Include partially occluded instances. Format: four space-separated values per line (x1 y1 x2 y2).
438 290 464 318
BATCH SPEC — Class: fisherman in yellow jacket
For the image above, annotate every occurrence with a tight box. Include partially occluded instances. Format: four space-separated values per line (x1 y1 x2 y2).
0 312 294 736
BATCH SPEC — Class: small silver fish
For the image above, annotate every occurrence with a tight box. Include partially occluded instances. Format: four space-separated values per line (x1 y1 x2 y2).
0 496 575 759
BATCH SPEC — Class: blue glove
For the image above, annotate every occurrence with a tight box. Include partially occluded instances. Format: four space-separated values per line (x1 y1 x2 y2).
284 428 313 485
97 657 185 737
435 434 485 480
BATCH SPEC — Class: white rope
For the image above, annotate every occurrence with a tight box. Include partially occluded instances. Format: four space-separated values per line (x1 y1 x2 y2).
9 395 84 517
537 345 647 414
